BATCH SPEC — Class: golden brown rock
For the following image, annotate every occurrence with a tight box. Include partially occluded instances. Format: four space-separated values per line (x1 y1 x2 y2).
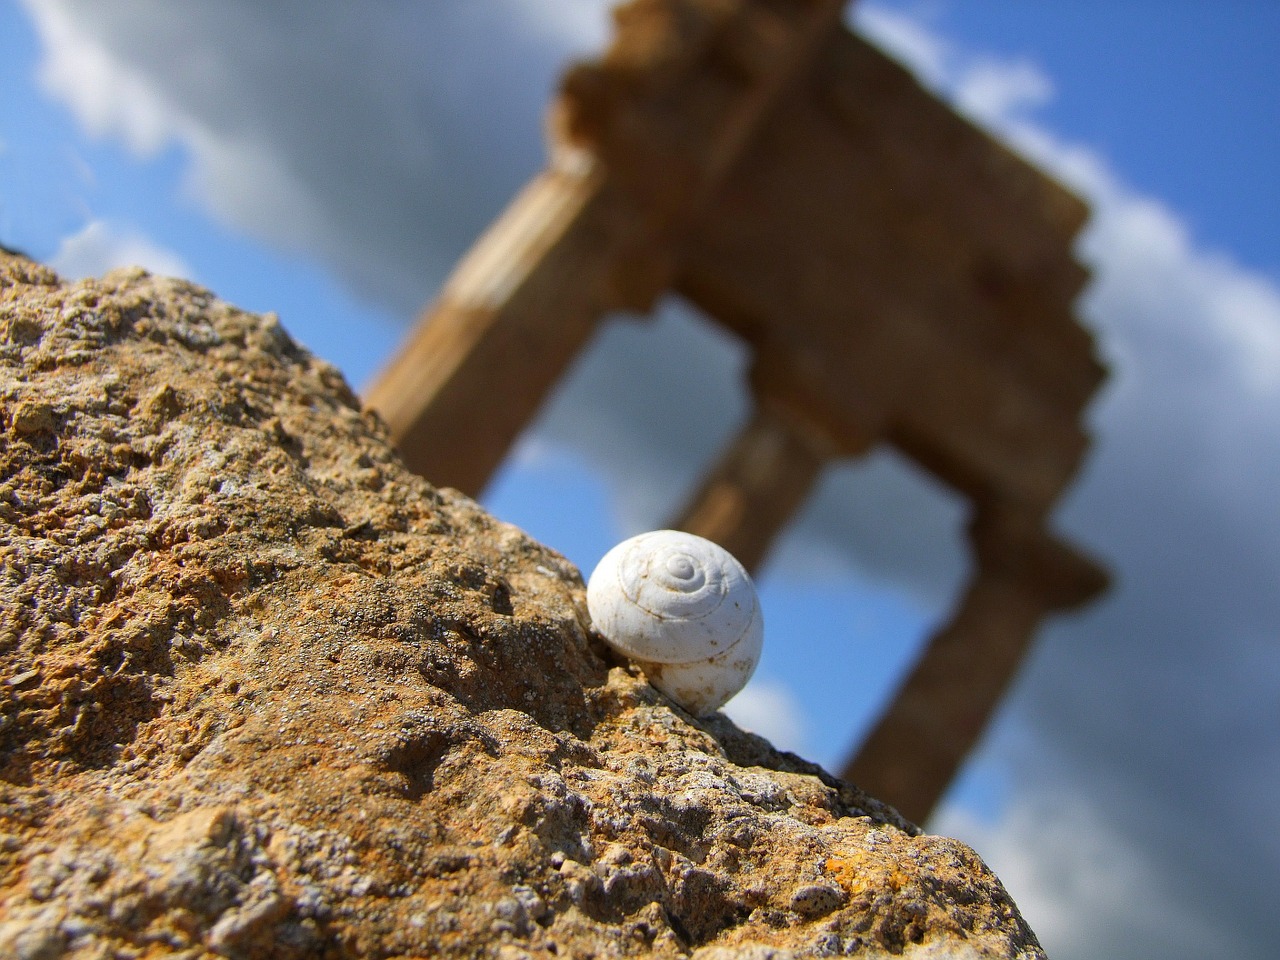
0 252 1046 958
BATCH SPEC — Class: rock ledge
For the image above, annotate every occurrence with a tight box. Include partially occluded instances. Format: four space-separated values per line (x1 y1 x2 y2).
0 254 1045 958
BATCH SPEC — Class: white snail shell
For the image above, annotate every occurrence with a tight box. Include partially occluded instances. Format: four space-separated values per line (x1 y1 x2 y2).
586 530 763 716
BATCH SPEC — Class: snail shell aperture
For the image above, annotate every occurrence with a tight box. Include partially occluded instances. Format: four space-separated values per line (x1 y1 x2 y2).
586 530 763 716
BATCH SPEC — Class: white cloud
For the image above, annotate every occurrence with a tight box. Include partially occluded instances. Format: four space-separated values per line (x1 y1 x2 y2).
933 785 1237 960
721 679 809 758
509 0 611 51
856 6 1054 127
24 0 178 156
19 0 616 314
952 57 1054 125
854 4 950 90
51 219 191 279
524 299 753 534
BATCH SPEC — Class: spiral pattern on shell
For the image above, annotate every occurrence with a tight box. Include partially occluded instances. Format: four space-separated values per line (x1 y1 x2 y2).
586 531 763 716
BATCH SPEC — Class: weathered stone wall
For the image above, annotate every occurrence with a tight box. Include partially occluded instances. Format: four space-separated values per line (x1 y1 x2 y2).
0 253 1046 958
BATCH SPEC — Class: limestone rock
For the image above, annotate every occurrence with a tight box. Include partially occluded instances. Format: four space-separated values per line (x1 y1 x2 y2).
0 251 1047 958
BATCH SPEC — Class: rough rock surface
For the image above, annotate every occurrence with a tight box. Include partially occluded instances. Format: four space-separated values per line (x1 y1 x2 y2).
0 252 1047 959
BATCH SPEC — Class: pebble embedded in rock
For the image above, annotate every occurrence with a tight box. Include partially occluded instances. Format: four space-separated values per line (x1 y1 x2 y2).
789 882 848 918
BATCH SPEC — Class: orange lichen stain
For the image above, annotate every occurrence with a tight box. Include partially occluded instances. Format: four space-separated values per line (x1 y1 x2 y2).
824 855 862 894
824 853 910 897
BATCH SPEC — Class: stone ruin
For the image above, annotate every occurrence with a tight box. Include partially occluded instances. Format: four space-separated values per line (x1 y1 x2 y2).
366 0 1108 825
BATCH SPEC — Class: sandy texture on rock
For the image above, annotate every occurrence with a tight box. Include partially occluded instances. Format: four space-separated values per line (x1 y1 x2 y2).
0 253 1046 958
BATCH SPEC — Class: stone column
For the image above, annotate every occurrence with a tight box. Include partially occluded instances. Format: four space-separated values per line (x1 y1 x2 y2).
841 502 1108 825
363 162 656 496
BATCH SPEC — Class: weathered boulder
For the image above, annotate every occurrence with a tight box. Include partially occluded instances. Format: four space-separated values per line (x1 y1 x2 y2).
0 252 1046 958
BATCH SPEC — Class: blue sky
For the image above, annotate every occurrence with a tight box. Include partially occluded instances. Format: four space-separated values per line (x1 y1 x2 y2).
3 2 1278 958
905 2 1280 282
